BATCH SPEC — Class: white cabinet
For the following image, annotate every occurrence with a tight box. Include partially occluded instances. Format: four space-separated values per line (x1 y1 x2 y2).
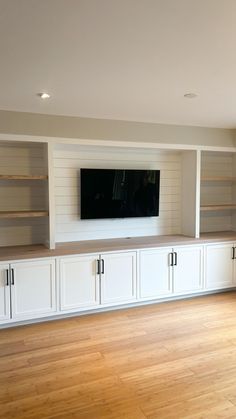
205 243 235 290
173 246 203 293
59 251 137 311
59 255 100 311
139 245 203 300
0 263 11 322
101 252 137 305
11 259 56 320
0 258 56 324
139 248 172 299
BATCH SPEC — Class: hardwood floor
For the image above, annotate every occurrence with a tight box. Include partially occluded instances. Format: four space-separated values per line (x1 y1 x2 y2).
1 293 236 418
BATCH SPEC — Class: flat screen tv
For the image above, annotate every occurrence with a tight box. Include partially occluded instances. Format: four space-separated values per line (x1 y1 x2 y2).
80 169 160 220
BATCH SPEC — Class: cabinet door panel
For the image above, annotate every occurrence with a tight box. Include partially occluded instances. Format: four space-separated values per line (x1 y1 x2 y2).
140 248 172 299
0 264 10 322
101 252 137 304
11 259 56 320
174 246 203 293
60 255 99 311
205 243 235 290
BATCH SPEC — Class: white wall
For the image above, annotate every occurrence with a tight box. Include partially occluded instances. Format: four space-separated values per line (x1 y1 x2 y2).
54 144 182 242
0 110 234 147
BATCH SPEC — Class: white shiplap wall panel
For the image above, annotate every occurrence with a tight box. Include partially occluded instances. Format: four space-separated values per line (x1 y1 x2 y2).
0 142 48 246
201 152 235 233
54 144 182 242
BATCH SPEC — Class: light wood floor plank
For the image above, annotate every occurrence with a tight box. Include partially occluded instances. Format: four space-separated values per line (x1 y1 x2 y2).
1 292 236 418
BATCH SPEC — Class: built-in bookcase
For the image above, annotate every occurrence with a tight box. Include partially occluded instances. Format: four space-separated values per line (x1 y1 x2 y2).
2 135 236 248
200 151 236 233
0 141 52 247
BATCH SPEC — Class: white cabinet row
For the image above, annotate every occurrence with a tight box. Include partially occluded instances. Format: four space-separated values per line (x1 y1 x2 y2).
0 242 235 326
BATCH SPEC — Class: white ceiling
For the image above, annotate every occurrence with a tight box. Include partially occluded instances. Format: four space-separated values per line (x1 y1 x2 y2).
0 0 236 128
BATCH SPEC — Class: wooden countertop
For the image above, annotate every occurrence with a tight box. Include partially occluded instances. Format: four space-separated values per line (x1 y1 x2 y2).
0 231 236 261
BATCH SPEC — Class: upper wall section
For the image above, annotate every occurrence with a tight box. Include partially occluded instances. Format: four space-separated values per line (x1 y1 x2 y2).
0 110 234 148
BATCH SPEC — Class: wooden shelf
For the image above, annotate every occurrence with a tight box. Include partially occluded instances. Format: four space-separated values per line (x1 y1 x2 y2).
0 210 49 219
0 175 48 180
200 204 236 212
201 176 236 182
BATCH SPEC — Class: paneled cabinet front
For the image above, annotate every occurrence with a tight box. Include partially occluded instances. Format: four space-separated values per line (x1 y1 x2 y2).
59 255 100 311
173 246 203 294
139 248 172 299
11 259 56 320
59 251 137 311
0 259 56 324
205 242 235 290
139 245 203 300
101 252 137 305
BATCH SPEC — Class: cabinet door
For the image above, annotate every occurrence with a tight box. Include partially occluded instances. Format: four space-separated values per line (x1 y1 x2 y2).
174 246 203 294
101 252 137 305
59 255 100 311
140 248 172 299
11 259 56 320
0 264 10 322
205 243 235 290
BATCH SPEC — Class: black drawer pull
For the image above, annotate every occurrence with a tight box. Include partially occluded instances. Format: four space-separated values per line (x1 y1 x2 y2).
101 259 105 274
97 260 100 275
174 252 177 266
11 268 14 285
6 269 9 286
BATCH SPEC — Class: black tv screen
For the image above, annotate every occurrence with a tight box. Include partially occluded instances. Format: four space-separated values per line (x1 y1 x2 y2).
80 169 160 220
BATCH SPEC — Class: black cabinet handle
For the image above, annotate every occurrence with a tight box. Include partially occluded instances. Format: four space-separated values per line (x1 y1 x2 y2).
174 252 177 266
101 259 105 274
11 268 14 285
97 260 101 275
169 252 174 266
6 269 9 286
234 247 236 259
232 247 235 260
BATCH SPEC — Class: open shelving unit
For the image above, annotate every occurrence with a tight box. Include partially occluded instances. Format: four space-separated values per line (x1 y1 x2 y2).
0 140 52 248
1 134 236 249
200 151 236 234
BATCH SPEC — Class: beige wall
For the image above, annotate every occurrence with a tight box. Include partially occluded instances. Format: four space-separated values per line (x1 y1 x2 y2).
0 110 235 147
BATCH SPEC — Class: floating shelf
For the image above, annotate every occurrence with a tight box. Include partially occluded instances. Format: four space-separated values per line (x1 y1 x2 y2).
200 204 236 212
0 210 49 219
201 176 236 182
0 175 48 180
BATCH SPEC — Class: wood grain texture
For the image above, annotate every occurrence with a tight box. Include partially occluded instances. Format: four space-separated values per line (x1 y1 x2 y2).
1 231 236 261
0 175 48 180
200 204 236 211
0 210 49 219
1 292 236 418
201 176 236 182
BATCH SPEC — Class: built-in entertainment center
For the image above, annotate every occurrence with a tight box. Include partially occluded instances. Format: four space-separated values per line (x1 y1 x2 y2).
1 134 236 328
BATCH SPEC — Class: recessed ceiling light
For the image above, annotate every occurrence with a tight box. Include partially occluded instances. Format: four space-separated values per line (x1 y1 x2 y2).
37 92 51 99
184 93 198 99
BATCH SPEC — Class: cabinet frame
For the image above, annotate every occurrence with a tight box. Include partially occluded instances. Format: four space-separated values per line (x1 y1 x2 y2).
204 242 236 290
0 258 57 324
59 254 100 312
